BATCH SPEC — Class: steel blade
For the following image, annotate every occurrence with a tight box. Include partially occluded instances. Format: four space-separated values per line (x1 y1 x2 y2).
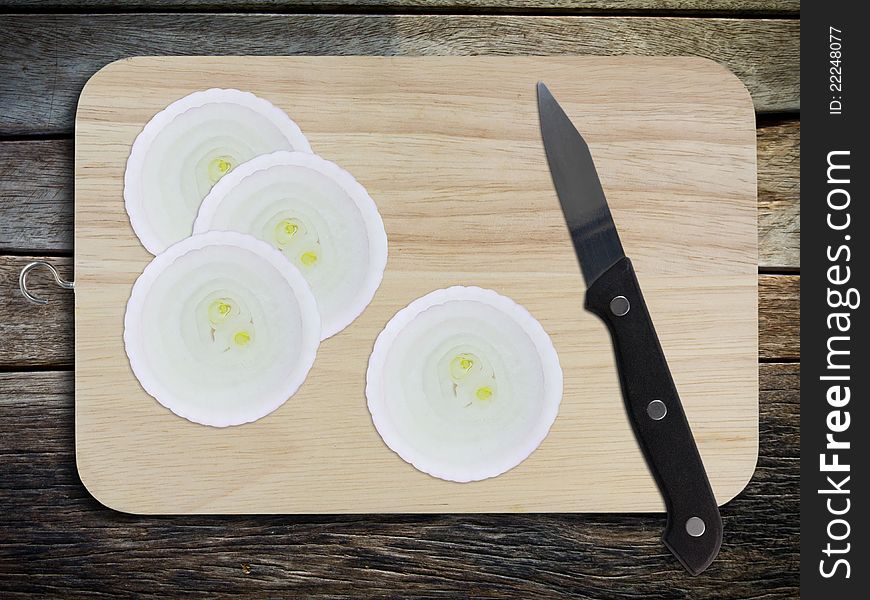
537 82 624 287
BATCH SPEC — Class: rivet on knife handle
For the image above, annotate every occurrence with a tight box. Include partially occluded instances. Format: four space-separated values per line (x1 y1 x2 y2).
584 256 723 575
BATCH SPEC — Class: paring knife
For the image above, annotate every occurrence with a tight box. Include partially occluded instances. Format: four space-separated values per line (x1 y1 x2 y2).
536 82 723 576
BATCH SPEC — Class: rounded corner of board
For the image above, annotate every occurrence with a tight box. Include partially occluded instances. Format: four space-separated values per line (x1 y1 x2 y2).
77 57 144 113
83 57 138 86
688 58 756 113
715 439 760 508
75 453 144 516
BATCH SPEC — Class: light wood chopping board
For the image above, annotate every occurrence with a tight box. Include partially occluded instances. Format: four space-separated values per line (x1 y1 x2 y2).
74 56 757 514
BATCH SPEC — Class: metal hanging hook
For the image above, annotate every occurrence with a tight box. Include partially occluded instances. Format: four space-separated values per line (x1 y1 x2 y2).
19 261 75 305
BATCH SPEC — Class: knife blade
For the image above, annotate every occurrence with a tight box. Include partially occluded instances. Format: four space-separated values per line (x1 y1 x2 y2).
537 82 723 576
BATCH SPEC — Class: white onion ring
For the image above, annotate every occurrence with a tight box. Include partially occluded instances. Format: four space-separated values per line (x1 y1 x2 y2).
194 151 387 339
125 89 311 254
366 286 563 482
124 231 321 427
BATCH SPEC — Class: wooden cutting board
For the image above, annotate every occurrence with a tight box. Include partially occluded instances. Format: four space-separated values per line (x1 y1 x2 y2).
74 56 758 514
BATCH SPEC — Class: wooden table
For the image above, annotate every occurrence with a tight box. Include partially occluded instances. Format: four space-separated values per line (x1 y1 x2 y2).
0 2 799 597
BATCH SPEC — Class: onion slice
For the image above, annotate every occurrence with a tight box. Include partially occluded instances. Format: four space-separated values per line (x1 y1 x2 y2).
194 151 388 339
124 231 321 427
125 89 311 255
366 286 563 482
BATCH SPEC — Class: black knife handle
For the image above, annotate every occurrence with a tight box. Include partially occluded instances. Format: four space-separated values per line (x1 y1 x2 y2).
584 256 722 576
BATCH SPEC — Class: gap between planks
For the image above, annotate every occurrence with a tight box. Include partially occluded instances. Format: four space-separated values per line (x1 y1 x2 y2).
0 1 802 18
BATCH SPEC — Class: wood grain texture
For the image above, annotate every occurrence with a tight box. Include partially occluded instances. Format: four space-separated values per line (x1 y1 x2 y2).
0 364 797 597
0 120 801 264
0 14 799 137
0 140 74 254
72 56 758 514
758 274 799 361
757 120 799 270
0 0 802 14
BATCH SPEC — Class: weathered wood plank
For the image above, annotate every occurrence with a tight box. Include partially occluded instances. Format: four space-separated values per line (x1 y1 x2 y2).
0 364 797 597
0 140 73 254
0 256 73 368
0 0 802 15
758 274 799 361
0 253 797 366
0 119 801 263
0 15 799 137
757 120 799 270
